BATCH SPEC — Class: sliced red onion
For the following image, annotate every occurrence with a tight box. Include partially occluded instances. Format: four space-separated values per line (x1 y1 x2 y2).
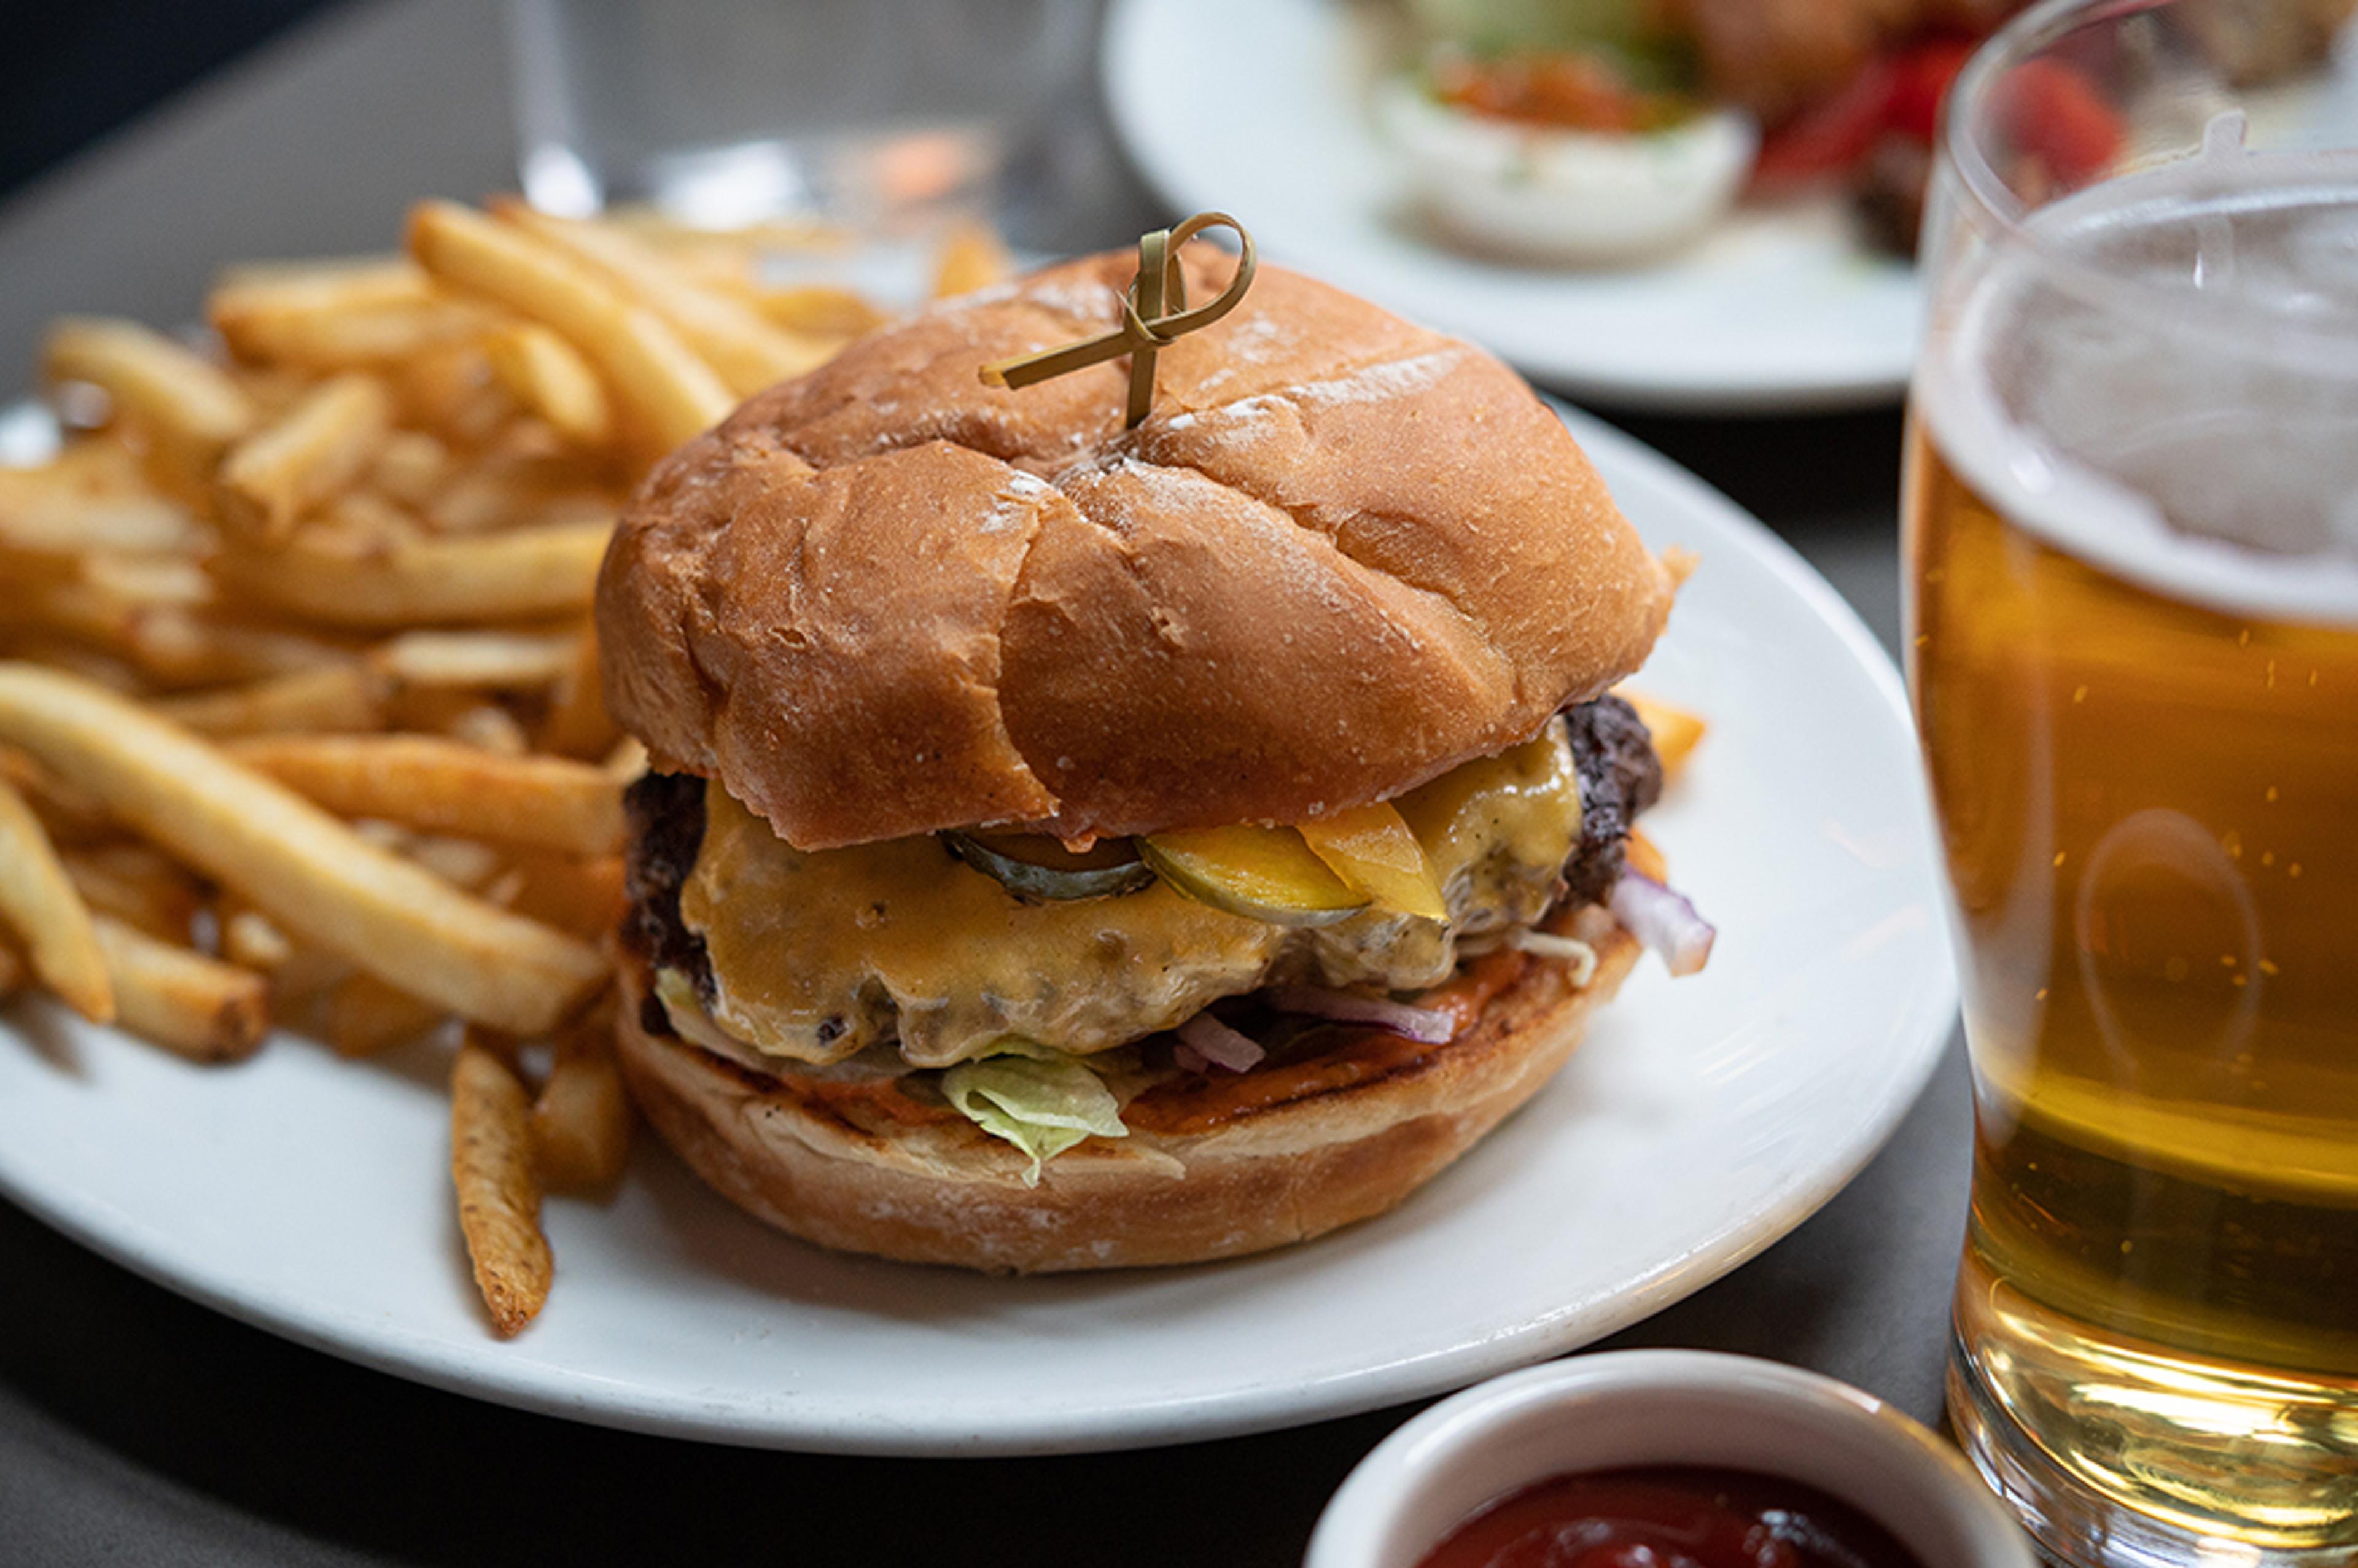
1261 984 1455 1044
1610 869 1716 977
1177 1011 1265 1072
1173 1042 1211 1073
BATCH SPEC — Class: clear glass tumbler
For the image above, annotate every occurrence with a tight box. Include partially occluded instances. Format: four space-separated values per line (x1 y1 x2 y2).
508 0 1093 235
1904 0 2358 1562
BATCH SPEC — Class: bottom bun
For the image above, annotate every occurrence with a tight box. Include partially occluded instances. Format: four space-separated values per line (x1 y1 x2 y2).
613 930 1642 1273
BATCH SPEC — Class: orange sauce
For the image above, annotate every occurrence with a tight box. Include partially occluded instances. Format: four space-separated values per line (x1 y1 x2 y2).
1434 52 1652 134
1126 950 1530 1136
791 1075 957 1128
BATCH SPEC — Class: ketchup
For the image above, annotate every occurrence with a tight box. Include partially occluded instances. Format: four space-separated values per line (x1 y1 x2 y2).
1412 1467 1926 1568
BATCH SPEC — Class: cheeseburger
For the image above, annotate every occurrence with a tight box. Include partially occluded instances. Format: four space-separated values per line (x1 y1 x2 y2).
597 236 1708 1273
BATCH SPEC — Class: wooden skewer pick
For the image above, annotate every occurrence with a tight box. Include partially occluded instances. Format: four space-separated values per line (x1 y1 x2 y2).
979 212 1257 428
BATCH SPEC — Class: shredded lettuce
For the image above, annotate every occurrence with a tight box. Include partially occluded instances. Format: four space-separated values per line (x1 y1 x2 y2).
941 1042 1127 1187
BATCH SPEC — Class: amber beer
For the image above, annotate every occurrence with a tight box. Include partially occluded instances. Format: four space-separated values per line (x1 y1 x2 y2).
1908 151 2358 1554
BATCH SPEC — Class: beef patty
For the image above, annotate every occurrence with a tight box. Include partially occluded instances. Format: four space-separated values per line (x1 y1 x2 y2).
625 694 1662 1043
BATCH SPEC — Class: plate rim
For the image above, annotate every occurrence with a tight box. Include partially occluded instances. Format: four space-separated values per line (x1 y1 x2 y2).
0 405 1956 1454
1097 0 1918 414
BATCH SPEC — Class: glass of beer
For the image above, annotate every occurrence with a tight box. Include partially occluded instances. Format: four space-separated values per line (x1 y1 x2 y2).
1905 0 2358 1561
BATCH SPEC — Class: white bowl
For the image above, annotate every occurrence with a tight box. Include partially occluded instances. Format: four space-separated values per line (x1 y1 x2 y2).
1307 1351 2035 1568
1377 78 1758 263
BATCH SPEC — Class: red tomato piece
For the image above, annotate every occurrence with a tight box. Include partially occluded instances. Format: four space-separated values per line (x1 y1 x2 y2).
1751 56 1899 193
1996 56 2126 184
1885 35 1979 144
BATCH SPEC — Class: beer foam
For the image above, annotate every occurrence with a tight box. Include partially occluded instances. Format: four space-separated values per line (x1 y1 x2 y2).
1920 123 2358 626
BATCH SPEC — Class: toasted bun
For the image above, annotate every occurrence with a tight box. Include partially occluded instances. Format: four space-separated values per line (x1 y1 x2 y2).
598 250 1674 850
612 931 1641 1273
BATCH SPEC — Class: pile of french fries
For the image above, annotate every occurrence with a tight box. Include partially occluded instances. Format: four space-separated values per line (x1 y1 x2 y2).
0 197 1011 1335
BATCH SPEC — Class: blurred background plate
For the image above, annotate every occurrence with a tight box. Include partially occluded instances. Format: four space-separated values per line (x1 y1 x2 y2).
1103 0 1921 413
0 405 1954 1456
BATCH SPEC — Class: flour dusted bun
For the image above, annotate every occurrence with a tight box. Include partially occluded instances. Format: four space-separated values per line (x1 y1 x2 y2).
612 931 1641 1273
597 249 1674 850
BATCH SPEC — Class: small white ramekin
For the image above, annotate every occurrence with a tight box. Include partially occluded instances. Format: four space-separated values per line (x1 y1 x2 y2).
1306 1350 2035 1568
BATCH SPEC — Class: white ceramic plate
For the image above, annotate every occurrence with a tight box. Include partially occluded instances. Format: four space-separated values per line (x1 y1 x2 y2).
1102 0 1921 413
0 407 1954 1456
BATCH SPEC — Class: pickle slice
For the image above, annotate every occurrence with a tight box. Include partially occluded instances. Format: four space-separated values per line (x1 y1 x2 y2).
1138 825 1370 926
1298 802 1448 921
946 831 1157 901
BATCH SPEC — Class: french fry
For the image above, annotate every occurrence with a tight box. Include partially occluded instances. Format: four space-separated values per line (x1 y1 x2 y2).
495 201 833 396
8 574 360 688
442 704 530 756
343 823 507 896
382 682 487 740
387 340 512 440
370 629 579 689
41 318 256 476
126 610 359 689
80 553 212 608
325 970 446 1058
220 907 296 971
534 627 617 759
1625 828 1669 885
367 429 454 508
268 949 348 1017
6 569 166 646
234 365 319 422
399 833 506 891
1617 689 1708 780
61 843 206 941
933 219 1014 298
422 472 615 535
502 852 626 939
209 518 610 627
0 635 148 696
220 899 348 1027
90 914 267 1062
602 735 648 781
210 263 492 369
0 460 199 556
0 777 114 1021
327 825 507 901
0 201 933 1334
224 300 494 370
217 374 394 539
451 1038 553 1335
218 901 357 1027
210 258 432 316
742 284 888 340
0 665 606 1033
314 488 426 549
0 748 115 845
406 201 731 450
533 1009 632 1195
484 324 613 449
228 734 625 856
155 664 388 737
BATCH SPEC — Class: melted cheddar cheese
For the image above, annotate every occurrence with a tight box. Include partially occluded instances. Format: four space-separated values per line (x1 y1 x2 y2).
672 721 1584 1069
683 788 1282 1068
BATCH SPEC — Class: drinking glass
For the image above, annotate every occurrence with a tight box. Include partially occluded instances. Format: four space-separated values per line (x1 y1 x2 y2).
508 0 1093 237
1904 0 2358 1562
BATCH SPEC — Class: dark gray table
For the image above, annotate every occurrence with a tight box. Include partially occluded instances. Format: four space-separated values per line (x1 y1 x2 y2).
0 2 1969 1562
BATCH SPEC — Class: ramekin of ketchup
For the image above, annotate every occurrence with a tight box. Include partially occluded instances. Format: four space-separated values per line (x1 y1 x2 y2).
1306 1351 2033 1568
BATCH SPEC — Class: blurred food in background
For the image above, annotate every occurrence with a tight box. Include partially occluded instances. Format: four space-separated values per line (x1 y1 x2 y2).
1382 0 2052 260
0 198 1010 1337
1385 0 2357 265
